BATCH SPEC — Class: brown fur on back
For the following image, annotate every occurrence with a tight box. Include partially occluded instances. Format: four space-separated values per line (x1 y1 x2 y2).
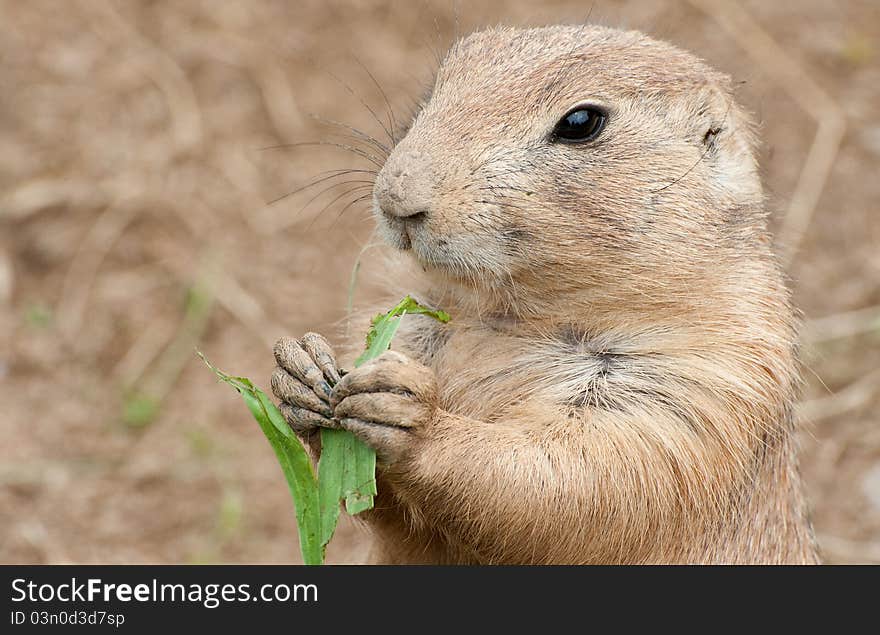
345 25 819 564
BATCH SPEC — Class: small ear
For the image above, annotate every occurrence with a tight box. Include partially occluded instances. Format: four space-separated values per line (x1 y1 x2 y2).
692 80 762 203
702 125 723 151
692 83 731 150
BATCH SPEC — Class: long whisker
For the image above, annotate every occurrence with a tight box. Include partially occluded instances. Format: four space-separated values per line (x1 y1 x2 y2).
258 141 385 168
335 193 373 220
267 170 376 206
417 0 445 69
298 181 374 212
539 12 594 105
310 190 374 232
308 113 391 157
308 186 373 226
320 66 395 145
351 55 398 146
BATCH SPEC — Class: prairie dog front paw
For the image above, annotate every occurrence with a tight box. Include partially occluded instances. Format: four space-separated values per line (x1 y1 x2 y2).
330 350 437 464
271 333 342 439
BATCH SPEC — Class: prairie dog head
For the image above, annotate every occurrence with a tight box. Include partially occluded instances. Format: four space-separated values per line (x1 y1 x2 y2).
373 25 763 304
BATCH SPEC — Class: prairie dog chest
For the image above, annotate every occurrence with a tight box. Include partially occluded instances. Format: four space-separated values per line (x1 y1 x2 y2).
396 317 618 420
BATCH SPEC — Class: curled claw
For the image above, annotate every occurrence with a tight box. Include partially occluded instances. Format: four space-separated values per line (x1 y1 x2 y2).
337 417 411 464
328 350 438 463
274 336 333 402
300 332 342 385
272 332 345 441
271 367 333 417
330 350 435 408
278 403 337 435
333 392 420 428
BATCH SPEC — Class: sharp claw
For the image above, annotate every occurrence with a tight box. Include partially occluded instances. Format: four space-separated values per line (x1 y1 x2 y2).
315 380 333 402
301 332 342 386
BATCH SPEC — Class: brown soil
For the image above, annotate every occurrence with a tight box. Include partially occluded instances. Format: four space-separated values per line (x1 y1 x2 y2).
1 0 878 564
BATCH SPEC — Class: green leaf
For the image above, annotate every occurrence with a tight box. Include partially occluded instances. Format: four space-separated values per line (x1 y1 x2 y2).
326 295 449 518
355 313 404 367
345 437 377 515
356 295 449 367
199 352 323 565
317 428 346 548
198 295 449 564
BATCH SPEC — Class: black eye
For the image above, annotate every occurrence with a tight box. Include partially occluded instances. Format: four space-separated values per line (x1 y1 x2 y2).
552 106 606 143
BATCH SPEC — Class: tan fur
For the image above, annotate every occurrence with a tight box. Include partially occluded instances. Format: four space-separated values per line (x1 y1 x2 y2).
297 25 819 564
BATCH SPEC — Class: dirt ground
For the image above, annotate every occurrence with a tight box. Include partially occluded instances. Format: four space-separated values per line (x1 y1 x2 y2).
1 0 878 564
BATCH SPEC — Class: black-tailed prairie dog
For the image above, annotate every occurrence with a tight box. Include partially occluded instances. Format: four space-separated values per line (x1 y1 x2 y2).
271 24 819 564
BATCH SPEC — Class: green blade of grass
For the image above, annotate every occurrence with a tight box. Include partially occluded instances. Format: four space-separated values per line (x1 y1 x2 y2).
319 296 448 521
200 295 449 563
199 353 323 565
317 428 347 548
344 437 377 515
355 312 404 367
357 295 450 364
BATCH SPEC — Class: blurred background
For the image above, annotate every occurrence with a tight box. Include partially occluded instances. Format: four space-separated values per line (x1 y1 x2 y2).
1 0 878 564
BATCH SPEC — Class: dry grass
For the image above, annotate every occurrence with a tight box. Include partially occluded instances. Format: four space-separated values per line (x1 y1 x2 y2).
1 0 878 563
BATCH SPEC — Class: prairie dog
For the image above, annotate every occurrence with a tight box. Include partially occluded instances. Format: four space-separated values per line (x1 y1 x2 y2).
271 25 819 564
